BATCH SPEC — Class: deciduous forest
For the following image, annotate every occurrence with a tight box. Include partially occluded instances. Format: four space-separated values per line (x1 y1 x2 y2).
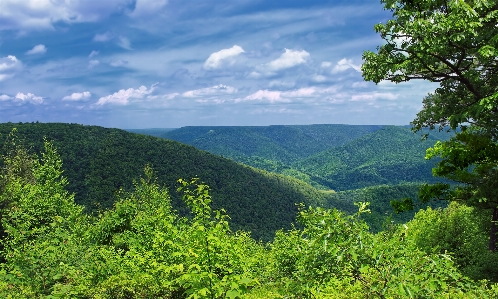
1 0 498 297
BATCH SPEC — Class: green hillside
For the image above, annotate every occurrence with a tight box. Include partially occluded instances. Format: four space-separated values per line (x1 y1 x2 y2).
0 122 338 240
135 125 450 191
326 183 447 231
294 126 447 190
140 124 384 164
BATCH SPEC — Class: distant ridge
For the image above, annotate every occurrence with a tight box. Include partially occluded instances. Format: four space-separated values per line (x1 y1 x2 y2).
153 124 385 164
138 125 449 190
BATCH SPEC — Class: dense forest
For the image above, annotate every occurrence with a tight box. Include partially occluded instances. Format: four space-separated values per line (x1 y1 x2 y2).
0 122 335 241
0 123 433 240
131 125 450 190
2 0 498 296
0 136 497 297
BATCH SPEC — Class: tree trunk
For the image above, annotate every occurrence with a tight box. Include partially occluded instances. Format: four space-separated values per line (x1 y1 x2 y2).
489 206 498 252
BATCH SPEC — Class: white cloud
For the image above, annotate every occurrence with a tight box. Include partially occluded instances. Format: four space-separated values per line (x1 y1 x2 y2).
351 92 397 101
97 84 157 105
242 90 287 103
331 58 361 73
110 59 128 67
62 91 91 101
268 80 295 88
26 44 47 55
204 45 245 70
267 49 310 71
352 81 369 88
148 92 180 101
0 94 11 101
129 0 168 18
312 75 328 82
321 61 332 68
89 50 99 58
88 60 100 68
93 32 112 42
247 71 262 79
182 84 237 97
0 55 22 81
15 92 43 104
240 87 337 104
282 87 315 98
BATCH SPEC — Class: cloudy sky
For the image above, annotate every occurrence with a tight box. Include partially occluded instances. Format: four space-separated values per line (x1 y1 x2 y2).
0 0 437 128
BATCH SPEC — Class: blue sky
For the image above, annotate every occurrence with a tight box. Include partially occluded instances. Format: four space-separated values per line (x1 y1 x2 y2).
0 0 437 128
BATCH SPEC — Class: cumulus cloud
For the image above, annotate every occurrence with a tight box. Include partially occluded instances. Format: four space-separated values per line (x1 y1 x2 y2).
331 58 361 73
204 45 245 70
0 55 22 81
182 85 237 97
15 92 43 104
239 87 339 104
0 0 130 31
283 87 315 98
352 81 369 88
129 0 168 18
312 75 328 82
0 95 11 101
26 44 47 55
96 84 157 105
321 61 332 68
267 49 310 71
62 91 91 101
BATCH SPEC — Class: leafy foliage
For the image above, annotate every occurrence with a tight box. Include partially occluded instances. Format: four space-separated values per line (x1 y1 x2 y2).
0 142 497 298
362 0 498 133
362 0 498 251
406 202 498 281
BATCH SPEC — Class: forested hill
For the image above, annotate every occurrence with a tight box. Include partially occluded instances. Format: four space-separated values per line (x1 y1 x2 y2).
130 124 384 164
132 125 450 190
0 122 347 240
294 126 448 191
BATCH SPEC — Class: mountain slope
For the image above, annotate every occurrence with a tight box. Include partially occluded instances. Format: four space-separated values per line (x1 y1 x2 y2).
141 124 385 164
0 122 338 240
294 126 446 190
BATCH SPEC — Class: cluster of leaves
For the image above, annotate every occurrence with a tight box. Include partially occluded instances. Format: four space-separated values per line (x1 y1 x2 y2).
1 140 498 298
265 202 497 298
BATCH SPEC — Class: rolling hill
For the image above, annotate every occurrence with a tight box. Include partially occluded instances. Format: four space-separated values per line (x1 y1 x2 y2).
131 124 384 165
0 123 448 240
294 126 447 190
0 122 343 240
139 125 450 191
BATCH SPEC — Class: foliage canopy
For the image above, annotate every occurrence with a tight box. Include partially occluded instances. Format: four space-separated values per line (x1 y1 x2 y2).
362 0 498 250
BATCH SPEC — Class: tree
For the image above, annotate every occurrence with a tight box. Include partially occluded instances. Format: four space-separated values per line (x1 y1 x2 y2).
363 0 498 133
362 0 498 250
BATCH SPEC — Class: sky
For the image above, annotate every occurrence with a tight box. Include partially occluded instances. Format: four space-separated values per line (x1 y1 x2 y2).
0 0 438 129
